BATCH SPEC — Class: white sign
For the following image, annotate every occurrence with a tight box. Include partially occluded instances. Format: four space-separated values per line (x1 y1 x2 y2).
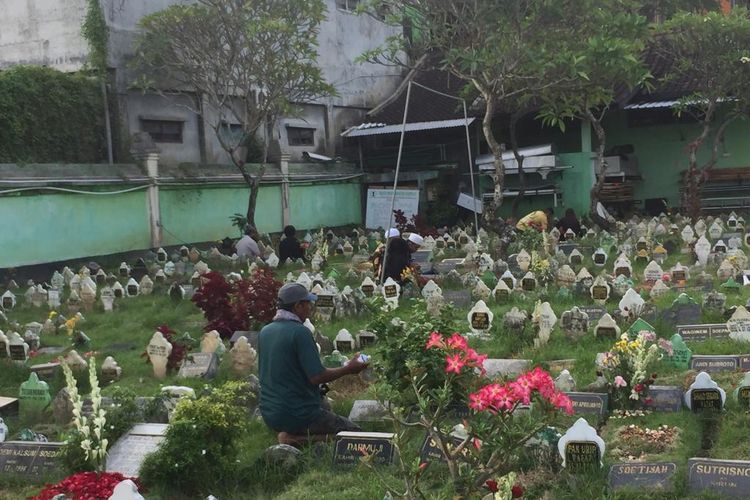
456 192 483 214
365 188 420 230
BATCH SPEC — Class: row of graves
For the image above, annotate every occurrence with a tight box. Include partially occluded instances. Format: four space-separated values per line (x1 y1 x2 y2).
1 212 750 497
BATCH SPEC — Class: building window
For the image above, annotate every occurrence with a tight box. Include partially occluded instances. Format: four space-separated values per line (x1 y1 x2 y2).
336 0 360 12
287 127 315 146
141 119 183 143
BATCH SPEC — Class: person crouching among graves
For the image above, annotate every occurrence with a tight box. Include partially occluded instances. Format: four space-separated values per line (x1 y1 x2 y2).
516 208 554 232
258 283 369 444
372 227 400 280
278 225 305 264
235 224 261 259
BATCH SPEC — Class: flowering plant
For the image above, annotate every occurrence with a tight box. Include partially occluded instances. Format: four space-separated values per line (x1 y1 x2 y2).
61 357 107 471
529 251 553 286
600 331 671 409
30 471 142 500
371 331 571 498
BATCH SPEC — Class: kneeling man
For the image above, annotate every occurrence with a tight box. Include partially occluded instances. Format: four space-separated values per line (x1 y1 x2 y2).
259 283 369 438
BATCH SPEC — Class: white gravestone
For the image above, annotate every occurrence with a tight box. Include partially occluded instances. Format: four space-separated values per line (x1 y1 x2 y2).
147 332 173 379
728 306 750 343
467 300 494 336
684 372 726 411
558 418 605 469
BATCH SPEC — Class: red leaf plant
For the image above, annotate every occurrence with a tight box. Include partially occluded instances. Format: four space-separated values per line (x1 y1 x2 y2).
30 471 143 500
192 270 282 338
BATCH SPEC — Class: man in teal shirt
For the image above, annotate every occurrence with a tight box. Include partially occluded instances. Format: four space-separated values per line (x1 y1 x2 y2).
259 283 368 438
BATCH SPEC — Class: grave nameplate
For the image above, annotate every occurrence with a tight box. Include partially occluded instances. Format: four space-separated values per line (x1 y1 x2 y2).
592 286 609 301
471 312 490 331
9 345 27 362
565 441 601 472
521 278 536 291
608 462 677 491
738 355 750 371
177 352 219 379
383 285 398 299
596 327 618 340
0 441 63 476
332 432 396 467
688 458 750 498
579 306 607 322
677 325 713 342
644 386 683 412
690 388 723 412
690 355 738 373
361 285 374 297
419 433 469 463
565 392 608 415
106 424 168 477
316 295 335 309
737 386 750 408
443 290 472 308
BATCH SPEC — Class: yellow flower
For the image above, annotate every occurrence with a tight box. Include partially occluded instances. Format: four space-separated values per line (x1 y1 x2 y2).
49 311 58 319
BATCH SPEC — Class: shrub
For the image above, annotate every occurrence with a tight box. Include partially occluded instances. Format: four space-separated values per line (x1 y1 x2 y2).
192 269 282 338
138 382 250 496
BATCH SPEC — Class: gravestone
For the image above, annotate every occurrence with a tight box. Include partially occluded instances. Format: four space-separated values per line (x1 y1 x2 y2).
110 479 145 500
555 370 576 392
703 290 726 311
579 306 607 322
733 371 750 409
516 249 531 272
229 336 257 376
500 270 517 290
359 277 376 297
690 355 738 373
332 431 396 467
443 290 472 308
0 441 62 476
334 329 356 352
19 372 51 418
467 300 493 336
532 301 557 347
592 248 607 267
608 462 677 491
503 307 527 333
492 279 511 303
662 294 701 327
560 307 589 339
106 423 168 477
728 306 750 342
0 331 7 359
590 275 610 304
684 372 725 412
483 359 530 378
558 418 605 471
7 332 28 363
619 288 645 319
356 330 377 348
147 331 173 379
381 277 400 310
200 330 225 356
688 458 750 498
643 386 683 412
556 265 576 288
565 392 609 415
178 352 219 379
695 236 711 266
594 314 620 340
348 400 389 423
101 356 122 384
1 291 16 310
520 272 536 292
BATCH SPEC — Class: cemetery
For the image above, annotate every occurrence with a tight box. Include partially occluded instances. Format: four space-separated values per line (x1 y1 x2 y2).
0 214 748 499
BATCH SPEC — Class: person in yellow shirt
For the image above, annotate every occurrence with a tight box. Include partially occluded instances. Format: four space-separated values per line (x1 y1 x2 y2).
516 208 553 232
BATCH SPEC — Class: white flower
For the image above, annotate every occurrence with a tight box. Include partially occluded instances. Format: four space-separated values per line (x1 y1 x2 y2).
202 449 206 455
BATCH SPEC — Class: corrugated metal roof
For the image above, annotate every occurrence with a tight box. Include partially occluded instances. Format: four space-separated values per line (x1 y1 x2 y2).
341 118 475 137
624 100 680 109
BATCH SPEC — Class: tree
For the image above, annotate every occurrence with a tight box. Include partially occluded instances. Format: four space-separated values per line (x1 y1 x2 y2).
361 1 616 231
536 3 651 228
132 0 335 226
656 8 750 217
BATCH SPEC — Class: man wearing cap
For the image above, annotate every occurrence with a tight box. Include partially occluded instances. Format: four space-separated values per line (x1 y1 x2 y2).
236 224 261 259
371 228 400 279
383 232 423 283
258 283 369 441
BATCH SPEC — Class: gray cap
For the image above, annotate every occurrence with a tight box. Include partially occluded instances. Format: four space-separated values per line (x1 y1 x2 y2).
278 283 317 305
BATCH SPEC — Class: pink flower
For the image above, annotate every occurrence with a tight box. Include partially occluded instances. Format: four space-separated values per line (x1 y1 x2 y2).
614 376 628 388
469 392 487 411
446 333 468 351
549 392 574 415
425 332 445 350
445 354 466 374
658 338 674 356
640 331 656 342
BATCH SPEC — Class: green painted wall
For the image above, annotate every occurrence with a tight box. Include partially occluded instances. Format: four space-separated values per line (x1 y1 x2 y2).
603 110 750 208
0 190 151 267
159 185 283 244
0 181 362 268
289 182 362 230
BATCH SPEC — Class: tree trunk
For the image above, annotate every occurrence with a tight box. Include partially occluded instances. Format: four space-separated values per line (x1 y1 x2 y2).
684 121 713 218
509 111 525 219
479 91 505 226
585 109 610 229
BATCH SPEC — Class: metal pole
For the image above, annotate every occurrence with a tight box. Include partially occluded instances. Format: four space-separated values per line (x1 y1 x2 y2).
463 100 479 237
379 81 412 284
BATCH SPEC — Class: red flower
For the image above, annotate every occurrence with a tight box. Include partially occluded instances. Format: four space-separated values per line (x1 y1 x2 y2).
634 383 645 393
644 397 654 405
446 333 468 351
418 462 428 471
512 484 525 498
485 480 499 492
425 332 444 349
445 354 466 374
30 471 143 500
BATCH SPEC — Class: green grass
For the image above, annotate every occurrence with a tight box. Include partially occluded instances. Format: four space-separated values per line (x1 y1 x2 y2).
1 246 750 498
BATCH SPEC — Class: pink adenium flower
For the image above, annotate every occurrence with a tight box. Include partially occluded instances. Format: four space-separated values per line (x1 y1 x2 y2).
445 354 466 374
446 333 468 351
614 375 628 388
425 332 445 350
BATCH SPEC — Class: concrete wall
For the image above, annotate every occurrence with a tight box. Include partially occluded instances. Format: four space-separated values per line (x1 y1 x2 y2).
0 177 362 268
0 0 402 165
